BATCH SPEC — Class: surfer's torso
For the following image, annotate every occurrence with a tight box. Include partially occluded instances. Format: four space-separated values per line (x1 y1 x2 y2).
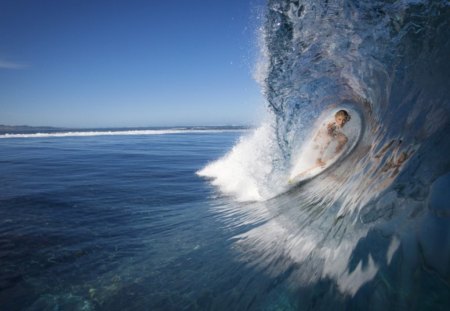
326 122 343 138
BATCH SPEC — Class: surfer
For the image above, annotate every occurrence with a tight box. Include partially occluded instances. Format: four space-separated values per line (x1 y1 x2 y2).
314 109 351 167
288 109 351 184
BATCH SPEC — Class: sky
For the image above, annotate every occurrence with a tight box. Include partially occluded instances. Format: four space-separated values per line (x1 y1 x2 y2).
0 0 266 128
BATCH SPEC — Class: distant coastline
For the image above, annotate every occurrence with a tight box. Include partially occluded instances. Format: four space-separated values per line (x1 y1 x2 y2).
0 124 64 134
0 124 252 136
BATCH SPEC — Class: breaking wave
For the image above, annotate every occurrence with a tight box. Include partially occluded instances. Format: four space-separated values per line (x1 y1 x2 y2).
199 0 450 307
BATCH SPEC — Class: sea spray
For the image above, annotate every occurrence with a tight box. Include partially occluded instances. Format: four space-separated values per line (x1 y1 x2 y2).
197 114 288 201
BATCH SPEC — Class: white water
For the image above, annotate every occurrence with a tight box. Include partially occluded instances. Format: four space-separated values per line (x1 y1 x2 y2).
0 128 247 139
197 114 288 202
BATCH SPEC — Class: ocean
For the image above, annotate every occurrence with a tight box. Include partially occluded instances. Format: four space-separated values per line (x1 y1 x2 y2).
0 129 270 310
2 0 450 310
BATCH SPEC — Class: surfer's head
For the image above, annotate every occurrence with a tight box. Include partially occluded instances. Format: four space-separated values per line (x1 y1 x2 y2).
335 110 351 127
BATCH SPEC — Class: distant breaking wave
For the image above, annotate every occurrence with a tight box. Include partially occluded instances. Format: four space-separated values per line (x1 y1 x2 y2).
0 128 248 139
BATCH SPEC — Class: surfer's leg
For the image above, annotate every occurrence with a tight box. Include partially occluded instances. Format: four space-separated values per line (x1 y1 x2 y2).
335 134 348 153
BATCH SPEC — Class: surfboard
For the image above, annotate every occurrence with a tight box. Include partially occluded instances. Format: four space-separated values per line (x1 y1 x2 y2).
288 151 342 184
288 107 362 186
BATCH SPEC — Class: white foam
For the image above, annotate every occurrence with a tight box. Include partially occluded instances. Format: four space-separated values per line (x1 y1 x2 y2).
197 114 286 202
0 128 247 139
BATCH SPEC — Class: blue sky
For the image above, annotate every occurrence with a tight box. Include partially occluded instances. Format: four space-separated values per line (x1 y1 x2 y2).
0 0 265 128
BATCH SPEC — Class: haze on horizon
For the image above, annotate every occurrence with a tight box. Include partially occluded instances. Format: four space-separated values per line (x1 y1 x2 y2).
0 0 265 128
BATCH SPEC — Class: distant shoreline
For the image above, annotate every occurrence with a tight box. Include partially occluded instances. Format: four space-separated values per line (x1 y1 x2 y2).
0 124 252 136
0 124 62 133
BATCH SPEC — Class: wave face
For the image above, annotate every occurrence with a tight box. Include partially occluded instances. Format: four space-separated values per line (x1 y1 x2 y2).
261 0 450 209
201 0 450 307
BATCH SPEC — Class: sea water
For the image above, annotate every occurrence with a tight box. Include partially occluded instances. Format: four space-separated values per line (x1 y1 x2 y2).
0 130 284 310
2 0 450 310
2 127 449 311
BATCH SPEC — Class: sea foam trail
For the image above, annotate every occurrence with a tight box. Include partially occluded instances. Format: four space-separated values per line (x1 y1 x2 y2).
0 129 247 139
